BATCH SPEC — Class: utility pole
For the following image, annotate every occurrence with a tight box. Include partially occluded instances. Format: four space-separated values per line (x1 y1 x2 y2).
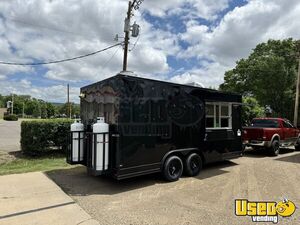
122 0 142 71
22 102 25 118
67 83 71 119
294 54 300 126
123 1 133 72
11 94 14 115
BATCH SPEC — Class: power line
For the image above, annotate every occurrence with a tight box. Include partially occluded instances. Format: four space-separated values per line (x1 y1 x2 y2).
129 34 141 52
0 42 123 66
102 46 121 68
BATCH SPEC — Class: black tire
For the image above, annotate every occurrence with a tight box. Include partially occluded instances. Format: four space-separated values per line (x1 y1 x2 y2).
162 155 183 182
242 144 246 153
295 138 300 151
270 140 280 156
184 153 202 177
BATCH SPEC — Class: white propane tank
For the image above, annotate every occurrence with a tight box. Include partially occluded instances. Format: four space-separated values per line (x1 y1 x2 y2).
92 117 109 171
70 119 84 162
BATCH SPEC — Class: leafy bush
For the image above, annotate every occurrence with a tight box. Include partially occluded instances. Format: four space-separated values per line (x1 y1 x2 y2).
3 114 18 121
21 119 73 155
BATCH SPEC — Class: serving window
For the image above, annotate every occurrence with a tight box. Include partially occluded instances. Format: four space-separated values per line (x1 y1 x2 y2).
205 102 232 129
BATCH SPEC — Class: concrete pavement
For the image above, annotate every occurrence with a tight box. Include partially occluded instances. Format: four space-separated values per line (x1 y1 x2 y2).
0 120 21 152
0 172 99 225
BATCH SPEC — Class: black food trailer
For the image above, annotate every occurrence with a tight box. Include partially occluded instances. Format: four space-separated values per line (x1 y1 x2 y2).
67 73 243 181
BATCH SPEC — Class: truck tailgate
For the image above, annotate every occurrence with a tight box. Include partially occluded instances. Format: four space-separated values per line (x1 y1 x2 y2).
243 127 264 140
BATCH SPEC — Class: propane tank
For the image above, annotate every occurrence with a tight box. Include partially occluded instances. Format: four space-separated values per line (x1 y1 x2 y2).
92 117 109 171
70 119 84 162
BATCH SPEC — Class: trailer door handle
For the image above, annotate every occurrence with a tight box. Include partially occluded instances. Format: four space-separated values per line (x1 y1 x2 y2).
112 134 120 137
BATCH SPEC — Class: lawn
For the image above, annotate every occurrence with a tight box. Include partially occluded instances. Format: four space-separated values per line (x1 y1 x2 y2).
0 153 75 176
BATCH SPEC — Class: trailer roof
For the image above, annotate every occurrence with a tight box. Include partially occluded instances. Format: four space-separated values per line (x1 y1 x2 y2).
81 72 241 98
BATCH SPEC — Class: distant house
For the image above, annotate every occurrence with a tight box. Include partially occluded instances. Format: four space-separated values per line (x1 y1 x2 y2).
0 108 7 119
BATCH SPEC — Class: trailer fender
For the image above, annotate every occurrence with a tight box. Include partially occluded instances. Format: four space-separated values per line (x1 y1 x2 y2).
160 148 203 169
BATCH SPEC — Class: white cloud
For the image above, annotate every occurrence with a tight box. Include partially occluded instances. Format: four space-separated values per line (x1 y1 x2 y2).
19 79 31 88
170 62 229 88
0 0 174 85
143 0 230 20
176 0 300 85
180 21 208 45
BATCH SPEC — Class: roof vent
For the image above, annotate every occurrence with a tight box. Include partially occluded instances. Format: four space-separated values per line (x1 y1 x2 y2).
119 71 138 77
185 82 204 88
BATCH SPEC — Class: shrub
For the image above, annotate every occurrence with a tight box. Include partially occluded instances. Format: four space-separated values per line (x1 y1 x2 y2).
4 114 18 121
21 119 73 155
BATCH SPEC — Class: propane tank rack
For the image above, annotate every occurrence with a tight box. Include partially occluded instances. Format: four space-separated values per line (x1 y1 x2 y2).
67 131 85 165
67 117 110 176
85 131 110 176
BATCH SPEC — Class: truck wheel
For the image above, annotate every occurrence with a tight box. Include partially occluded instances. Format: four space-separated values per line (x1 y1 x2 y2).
270 140 280 156
163 155 183 182
184 153 202 177
295 138 300 151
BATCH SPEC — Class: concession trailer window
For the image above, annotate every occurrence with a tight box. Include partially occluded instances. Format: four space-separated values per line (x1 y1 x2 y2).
205 102 232 129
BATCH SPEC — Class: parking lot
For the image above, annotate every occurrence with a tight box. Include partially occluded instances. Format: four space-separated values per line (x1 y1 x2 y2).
48 149 300 225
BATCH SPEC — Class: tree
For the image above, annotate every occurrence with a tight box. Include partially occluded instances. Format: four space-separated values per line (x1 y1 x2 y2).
58 103 80 118
46 102 56 118
25 99 41 118
220 39 300 121
0 95 4 108
0 93 73 118
40 101 48 119
242 97 265 125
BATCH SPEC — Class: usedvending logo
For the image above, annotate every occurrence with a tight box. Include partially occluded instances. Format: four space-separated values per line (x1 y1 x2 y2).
235 199 296 224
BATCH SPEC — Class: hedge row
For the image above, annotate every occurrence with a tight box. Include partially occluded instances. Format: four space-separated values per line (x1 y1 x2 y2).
21 119 73 155
4 114 18 121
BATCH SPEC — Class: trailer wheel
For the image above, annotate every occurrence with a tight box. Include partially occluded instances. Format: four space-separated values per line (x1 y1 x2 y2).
163 155 183 182
184 153 202 177
270 140 280 156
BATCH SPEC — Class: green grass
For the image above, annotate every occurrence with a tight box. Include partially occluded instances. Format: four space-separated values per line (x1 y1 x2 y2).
0 154 74 176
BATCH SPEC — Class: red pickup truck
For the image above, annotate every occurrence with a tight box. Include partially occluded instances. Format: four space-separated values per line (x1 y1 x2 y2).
243 118 300 156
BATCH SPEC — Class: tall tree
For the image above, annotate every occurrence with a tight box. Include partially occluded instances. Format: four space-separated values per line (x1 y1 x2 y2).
58 103 80 118
46 102 56 118
25 99 41 118
220 39 300 120
0 95 4 108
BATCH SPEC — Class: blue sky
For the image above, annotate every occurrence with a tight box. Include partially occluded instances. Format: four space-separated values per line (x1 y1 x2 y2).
0 0 300 102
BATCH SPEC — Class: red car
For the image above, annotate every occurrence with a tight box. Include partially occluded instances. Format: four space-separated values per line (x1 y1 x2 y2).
243 118 300 156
